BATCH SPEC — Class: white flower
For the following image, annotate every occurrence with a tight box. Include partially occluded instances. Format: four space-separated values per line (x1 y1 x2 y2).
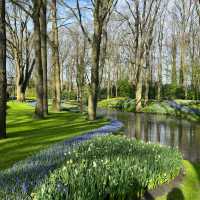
93 161 97 168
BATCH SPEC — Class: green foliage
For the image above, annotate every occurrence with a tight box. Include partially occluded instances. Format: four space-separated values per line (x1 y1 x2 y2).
98 97 127 110
98 98 136 112
0 102 107 170
33 135 182 200
141 101 176 115
62 90 77 100
117 79 133 98
162 84 185 100
122 99 136 112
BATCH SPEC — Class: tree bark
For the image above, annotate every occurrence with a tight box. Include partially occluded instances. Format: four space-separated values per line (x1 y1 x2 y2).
33 0 44 118
51 0 61 112
40 0 48 115
171 35 177 86
88 13 102 120
135 64 143 112
0 0 6 138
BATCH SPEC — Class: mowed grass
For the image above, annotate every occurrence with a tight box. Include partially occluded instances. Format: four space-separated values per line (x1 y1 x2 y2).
0 101 108 170
157 160 200 200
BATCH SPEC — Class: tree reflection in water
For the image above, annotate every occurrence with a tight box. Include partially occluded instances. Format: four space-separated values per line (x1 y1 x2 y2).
99 109 200 162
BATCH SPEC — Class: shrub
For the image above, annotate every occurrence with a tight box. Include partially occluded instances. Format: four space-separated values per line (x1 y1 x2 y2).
141 101 176 115
98 97 127 110
117 79 133 98
33 135 182 200
122 99 136 112
98 98 136 112
62 90 77 100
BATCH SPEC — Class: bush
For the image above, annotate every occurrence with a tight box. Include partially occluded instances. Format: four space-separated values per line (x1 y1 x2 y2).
62 90 77 100
98 98 136 112
117 79 133 98
141 101 176 115
98 97 127 110
122 99 136 112
161 84 185 100
33 135 182 200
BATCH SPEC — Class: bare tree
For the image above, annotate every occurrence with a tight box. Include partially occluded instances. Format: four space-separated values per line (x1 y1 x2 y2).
0 0 7 138
6 5 35 101
33 0 44 118
40 0 48 115
117 0 162 111
62 0 117 120
51 0 61 112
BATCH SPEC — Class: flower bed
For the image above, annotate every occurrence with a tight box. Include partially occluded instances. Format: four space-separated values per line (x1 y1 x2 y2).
0 120 123 200
33 135 182 200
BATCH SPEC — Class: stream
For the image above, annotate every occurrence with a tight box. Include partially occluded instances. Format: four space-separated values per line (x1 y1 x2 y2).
99 109 200 162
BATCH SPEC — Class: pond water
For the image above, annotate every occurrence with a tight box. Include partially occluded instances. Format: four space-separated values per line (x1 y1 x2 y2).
99 109 200 162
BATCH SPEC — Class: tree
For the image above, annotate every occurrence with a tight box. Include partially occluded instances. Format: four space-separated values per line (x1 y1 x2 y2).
75 36 86 113
33 0 44 118
157 17 164 100
6 5 35 102
170 22 177 86
10 0 46 117
40 0 48 115
51 0 61 112
0 0 7 138
117 0 162 111
63 0 117 120
87 0 117 120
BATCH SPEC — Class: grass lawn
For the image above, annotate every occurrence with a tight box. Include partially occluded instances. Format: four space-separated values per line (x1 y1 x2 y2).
0 101 108 170
157 160 200 200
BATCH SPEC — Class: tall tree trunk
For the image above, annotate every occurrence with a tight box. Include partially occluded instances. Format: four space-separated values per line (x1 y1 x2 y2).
135 64 143 112
157 24 163 101
135 44 144 112
107 71 110 99
171 36 177 86
144 70 150 106
157 62 162 101
179 34 186 98
144 47 151 105
88 16 102 120
0 0 6 138
33 0 44 118
51 0 61 111
40 0 48 115
14 50 25 101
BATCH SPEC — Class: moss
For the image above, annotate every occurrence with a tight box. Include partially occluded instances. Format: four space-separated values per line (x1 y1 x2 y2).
0 101 107 170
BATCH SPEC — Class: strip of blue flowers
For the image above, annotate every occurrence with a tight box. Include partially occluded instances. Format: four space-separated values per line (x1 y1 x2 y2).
0 120 123 199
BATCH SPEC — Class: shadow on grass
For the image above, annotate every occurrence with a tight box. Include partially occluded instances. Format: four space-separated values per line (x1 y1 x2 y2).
166 188 184 200
0 105 107 170
192 162 200 183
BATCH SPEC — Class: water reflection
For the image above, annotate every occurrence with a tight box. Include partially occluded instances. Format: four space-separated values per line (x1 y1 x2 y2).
99 109 200 162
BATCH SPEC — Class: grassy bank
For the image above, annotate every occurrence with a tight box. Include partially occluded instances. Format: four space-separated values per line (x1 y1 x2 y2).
98 98 200 122
157 160 200 200
0 101 107 170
